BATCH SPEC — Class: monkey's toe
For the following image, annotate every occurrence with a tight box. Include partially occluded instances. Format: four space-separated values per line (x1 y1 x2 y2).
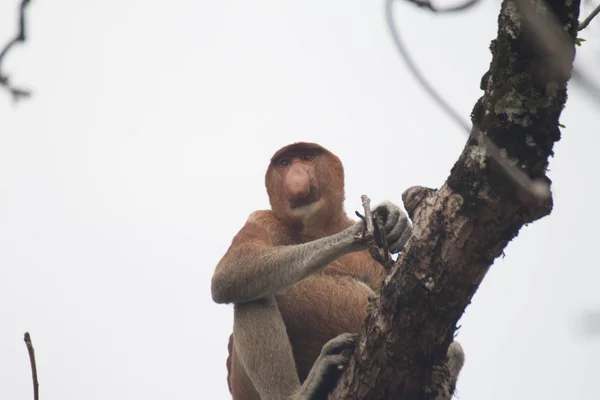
321 333 358 355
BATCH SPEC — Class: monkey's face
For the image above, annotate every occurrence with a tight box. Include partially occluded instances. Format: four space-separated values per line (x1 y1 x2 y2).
266 142 345 223
270 146 322 216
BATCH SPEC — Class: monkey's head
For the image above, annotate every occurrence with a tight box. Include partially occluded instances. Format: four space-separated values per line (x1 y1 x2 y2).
265 142 345 225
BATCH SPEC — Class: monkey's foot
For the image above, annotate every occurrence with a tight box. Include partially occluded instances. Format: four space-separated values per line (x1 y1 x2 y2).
428 341 465 400
446 341 465 379
293 333 358 400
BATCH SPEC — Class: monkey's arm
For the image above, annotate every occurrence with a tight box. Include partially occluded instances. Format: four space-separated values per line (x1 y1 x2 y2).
211 212 365 304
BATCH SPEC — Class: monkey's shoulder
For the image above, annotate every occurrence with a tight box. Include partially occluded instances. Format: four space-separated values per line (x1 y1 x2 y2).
246 209 279 225
236 210 292 245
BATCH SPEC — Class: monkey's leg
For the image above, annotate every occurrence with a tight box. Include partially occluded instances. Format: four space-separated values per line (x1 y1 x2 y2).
430 341 465 400
233 297 301 400
292 333 358 400
444 341 465 397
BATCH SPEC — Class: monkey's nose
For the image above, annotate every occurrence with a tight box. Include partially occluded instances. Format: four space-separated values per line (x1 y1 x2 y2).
286 168 311 200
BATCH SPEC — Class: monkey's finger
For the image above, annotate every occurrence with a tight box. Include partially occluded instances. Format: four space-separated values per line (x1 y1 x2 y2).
324 333 358 353
383 208 400 231
390 223 413 253
386 213 409 245
385 222 403 245
374 202 400 228
373 202 391 219
389 222 413 253
323 354 351 369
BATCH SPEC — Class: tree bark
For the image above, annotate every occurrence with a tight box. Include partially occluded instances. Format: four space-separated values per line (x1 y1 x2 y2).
331 0 581 398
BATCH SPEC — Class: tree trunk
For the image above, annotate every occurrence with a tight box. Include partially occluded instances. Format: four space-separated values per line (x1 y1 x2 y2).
331 0 581 398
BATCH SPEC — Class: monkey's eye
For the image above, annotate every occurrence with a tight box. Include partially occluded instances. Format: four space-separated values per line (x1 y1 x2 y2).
279 159 290 167
302 155 313 161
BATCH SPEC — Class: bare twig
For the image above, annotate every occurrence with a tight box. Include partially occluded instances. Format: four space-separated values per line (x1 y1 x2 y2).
359 195 376 234
0 0 34 103
385 0 469 133
579 3 600 30
23 332 39 400
405 0 481 13
385 0 551 201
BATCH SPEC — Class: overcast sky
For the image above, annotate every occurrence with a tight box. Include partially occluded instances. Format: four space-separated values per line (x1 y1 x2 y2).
1 1 599 399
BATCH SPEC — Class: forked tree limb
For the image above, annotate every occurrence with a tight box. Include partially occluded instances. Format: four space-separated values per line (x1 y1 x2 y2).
331 0 579 398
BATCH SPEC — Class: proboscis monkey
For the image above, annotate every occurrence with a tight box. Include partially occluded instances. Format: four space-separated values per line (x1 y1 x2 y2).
211 142 464 400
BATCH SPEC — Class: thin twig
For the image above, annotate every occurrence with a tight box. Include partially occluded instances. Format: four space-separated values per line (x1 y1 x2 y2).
579 3 600 30
0 0 34 103
405 0 481 13
385 0 469 133
23 332 39 400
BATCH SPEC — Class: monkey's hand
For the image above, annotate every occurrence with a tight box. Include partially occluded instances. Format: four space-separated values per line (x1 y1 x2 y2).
373 201 412 254
346 200 412 254
292 333 358 400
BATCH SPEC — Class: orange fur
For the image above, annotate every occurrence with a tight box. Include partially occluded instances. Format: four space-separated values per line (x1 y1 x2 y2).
222 143 387 399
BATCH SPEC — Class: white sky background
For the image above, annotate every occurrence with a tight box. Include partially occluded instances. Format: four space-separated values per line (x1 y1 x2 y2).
1 0 599 399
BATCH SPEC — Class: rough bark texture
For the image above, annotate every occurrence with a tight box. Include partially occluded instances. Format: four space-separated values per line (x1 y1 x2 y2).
331 0 581 398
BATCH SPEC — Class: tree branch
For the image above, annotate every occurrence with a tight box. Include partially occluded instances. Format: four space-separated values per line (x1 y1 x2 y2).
23 332 39 400
579 3 600 30
404 0 481 13
331 0 580 398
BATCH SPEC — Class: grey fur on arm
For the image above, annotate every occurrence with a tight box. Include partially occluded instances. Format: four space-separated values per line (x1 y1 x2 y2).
211 223 366 304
